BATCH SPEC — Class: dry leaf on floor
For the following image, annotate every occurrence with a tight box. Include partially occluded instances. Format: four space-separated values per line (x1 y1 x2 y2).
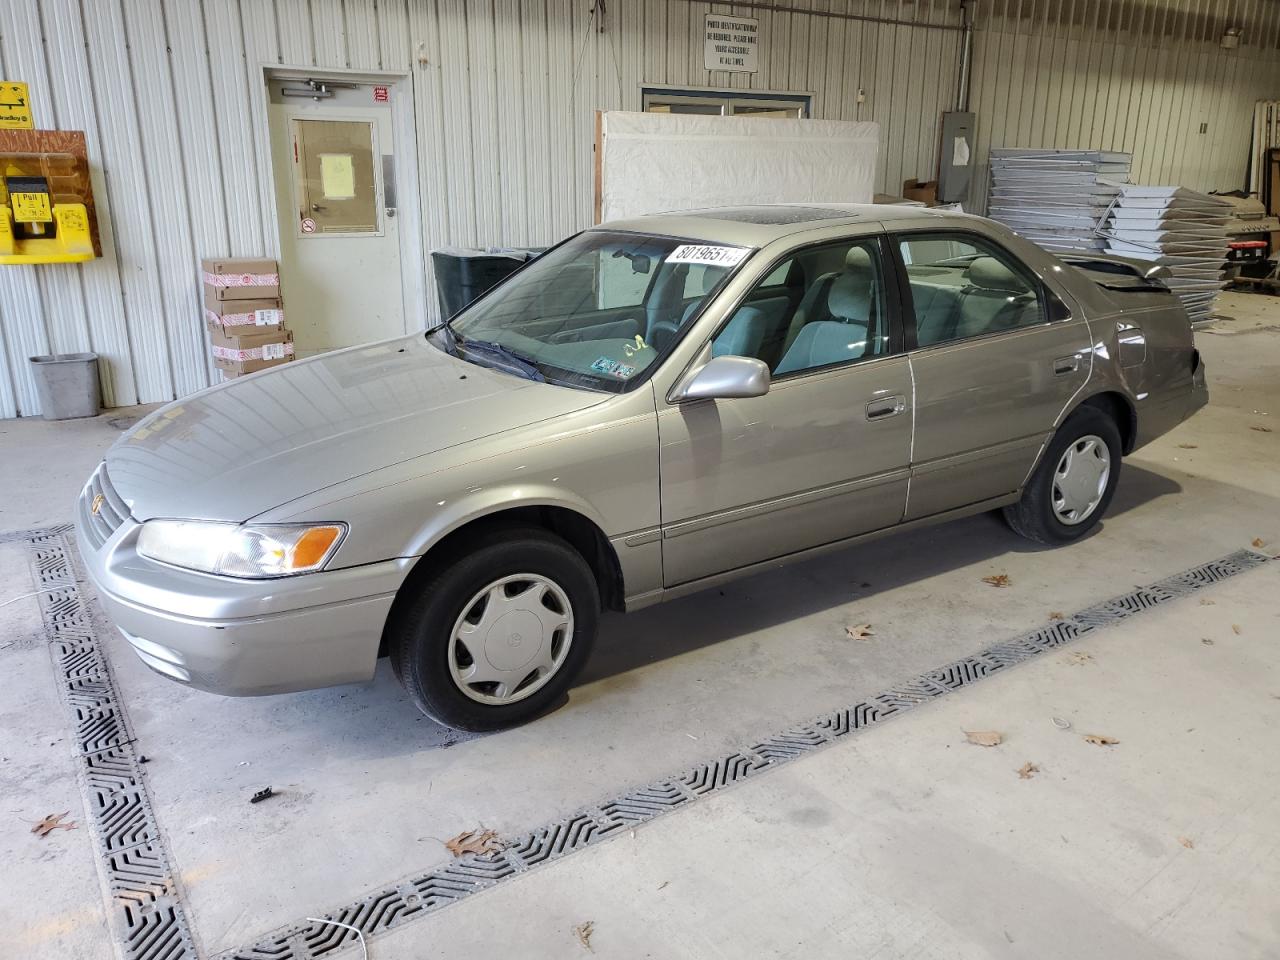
1048 611 1065 621
1066 651 1093 666
1202 638 1215 645
1232 624 1242 635
1083 734 1120 746
1199 598 1215 606
573 920 595 952
1251 425 1273 433
982 574 1012 588
1177 443 1198 449
1017 762 1040 780
444 829 502 857
31 812 76 838
845 623 874 640
1178 836 1195 849
1252 538 1266 548
964 730 1004 747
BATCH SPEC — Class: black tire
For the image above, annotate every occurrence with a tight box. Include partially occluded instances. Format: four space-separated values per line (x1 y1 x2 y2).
389 526 599 731
1003 405 1122 546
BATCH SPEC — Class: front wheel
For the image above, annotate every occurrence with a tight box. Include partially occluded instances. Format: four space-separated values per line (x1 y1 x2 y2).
389 527 599 731
1003 405 1122 545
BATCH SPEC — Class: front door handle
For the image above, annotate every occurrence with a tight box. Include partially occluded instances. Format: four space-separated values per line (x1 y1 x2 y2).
1053 355 1080 375
866 395 906 421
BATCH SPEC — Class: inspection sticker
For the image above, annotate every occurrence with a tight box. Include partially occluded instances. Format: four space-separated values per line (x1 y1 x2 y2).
613 364 636 379
666 244 750 267
591 357 619 374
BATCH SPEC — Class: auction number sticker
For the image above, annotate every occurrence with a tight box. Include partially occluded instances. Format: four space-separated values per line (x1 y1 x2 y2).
666 244 750 267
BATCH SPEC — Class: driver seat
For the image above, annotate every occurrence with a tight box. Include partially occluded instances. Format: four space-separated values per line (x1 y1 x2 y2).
775 247 878 375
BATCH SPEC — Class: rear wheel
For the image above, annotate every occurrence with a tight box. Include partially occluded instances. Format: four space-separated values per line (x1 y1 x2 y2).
389 527 599 731
1003 405 1122 545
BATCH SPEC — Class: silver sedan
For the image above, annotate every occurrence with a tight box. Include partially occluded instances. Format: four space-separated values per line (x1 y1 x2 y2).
77 204 1207 730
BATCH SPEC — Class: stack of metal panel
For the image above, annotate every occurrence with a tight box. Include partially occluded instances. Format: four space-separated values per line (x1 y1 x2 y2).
1101 185 1233 323
987 149 1132 252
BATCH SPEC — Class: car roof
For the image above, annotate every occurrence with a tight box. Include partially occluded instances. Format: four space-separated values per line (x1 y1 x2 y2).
593 203 957 247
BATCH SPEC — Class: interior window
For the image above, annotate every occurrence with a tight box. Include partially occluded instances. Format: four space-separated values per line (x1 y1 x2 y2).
710 239 888 376
899 234 1045 347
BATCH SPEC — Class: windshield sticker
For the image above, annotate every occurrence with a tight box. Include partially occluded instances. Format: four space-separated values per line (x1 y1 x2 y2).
666 244 750 268
614 364 636 379
591 357 620 374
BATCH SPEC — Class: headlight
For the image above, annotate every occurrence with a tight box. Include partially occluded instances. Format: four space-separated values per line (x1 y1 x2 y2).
137 520 346 578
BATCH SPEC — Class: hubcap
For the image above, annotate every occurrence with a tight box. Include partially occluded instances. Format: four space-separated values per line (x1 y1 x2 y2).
1052 434 1111 526
448 574 574 706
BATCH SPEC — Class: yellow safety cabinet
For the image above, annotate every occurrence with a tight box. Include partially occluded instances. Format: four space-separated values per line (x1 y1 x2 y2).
0 129 100 265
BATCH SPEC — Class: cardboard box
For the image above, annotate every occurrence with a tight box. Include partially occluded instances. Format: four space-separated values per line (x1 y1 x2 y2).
214 354 294 378
205 297 284 328
201 257 280 302
207 321 290 349
902 178 939 206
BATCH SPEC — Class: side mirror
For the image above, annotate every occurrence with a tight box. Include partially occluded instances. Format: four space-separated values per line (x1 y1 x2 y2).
673 355 770 402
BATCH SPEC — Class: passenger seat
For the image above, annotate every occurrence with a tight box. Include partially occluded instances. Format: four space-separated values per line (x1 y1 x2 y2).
954 257 1038 339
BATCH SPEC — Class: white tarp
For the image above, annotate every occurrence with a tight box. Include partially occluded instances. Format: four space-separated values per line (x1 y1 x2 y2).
599 111 879 223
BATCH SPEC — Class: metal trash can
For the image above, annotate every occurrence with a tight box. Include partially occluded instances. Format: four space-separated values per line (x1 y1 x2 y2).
430 247 543 318
29 353 101 420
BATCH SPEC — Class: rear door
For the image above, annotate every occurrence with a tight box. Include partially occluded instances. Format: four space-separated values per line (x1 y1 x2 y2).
894 230 1092 520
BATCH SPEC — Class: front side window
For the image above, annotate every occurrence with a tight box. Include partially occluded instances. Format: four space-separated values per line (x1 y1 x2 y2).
710 238 888 377
898 234 1045 347
440 231 749 392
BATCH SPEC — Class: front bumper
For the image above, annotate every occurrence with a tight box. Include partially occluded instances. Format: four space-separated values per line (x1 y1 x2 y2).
75 488 411 697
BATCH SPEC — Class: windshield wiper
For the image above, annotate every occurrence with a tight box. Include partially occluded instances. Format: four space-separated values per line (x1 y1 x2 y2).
456 336 546 382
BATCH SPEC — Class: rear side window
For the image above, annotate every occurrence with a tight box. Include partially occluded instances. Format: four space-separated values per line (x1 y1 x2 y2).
899 234 1045 347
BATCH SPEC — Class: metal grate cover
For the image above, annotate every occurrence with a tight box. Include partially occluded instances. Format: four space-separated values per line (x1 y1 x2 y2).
222 547 1271 960
23 529 199 960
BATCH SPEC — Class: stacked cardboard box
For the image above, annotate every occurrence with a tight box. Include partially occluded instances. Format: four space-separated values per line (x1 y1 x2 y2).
201 257 294 378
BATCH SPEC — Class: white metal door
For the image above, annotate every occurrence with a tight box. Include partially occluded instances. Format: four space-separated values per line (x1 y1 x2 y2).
268 78 404 356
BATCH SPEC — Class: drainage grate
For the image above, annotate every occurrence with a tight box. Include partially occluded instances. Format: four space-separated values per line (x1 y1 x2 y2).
223 547 1271 960
22 529 199 960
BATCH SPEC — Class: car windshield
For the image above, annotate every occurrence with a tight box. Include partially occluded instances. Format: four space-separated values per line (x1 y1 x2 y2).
434 231 751 392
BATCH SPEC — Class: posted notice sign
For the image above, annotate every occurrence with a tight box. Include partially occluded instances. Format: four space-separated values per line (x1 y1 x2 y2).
704 14 759 73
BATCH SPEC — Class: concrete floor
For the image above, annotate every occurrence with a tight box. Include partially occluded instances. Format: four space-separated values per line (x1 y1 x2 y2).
2 290 1278 959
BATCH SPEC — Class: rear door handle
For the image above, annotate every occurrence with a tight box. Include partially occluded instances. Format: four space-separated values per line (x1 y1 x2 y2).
1053 355 1080 375
866 395 906 420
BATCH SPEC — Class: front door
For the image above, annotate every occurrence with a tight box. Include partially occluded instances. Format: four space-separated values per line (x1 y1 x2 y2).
895 230 1092 520
658 236 914 587
267 78 404 356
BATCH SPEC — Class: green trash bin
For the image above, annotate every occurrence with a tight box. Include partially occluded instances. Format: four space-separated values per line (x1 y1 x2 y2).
29 353 101 420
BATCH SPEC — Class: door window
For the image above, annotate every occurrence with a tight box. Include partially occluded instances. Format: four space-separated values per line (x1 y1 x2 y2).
711 239 888 376
898 234 1044 347
290 119 379 235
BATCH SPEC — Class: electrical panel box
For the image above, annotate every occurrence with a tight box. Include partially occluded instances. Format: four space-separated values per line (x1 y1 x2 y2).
938 111 977 206
0 129 100 264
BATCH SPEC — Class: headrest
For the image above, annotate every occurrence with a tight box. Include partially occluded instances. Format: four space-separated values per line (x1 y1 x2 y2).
844 246 873 272
965 256 1025 294
829 246 876 320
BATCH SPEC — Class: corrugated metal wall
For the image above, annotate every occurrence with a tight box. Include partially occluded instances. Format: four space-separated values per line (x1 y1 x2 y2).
970 0 1280 209
0 0 1276 417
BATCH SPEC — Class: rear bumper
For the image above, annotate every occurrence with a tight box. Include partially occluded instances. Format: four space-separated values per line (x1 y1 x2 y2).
76 514 411 697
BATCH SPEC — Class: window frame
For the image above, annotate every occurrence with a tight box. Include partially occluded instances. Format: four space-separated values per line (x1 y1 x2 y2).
889 229 1058 352
702 232 905 383
640 87 813 118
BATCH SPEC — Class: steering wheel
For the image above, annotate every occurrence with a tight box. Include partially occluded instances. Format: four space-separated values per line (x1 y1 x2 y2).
648 320 681 352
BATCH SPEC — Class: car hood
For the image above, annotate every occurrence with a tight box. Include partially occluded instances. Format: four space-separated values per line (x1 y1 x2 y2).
106 334 607 522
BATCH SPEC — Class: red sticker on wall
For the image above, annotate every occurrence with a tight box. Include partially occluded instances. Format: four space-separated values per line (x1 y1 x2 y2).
373 86 389 102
